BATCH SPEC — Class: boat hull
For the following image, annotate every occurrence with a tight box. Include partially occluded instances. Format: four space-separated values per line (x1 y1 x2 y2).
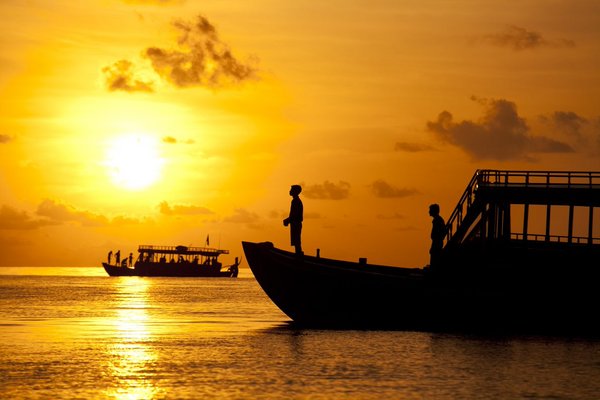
242 241 600 333
102 262 238 277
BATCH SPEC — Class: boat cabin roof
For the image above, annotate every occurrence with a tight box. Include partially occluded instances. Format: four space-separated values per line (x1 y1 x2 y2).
138 245 229 256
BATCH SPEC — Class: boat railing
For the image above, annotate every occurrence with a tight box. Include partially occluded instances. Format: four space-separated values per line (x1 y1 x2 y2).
476 170 600 188
445 169 600 245
510 233 600 245
445 170 480 244
138 245 229 255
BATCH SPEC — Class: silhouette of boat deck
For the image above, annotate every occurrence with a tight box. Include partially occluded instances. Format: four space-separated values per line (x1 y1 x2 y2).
103 244 240 277
243 170 600 333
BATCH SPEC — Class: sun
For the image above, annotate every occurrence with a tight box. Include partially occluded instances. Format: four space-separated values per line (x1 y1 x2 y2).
105 134 164 190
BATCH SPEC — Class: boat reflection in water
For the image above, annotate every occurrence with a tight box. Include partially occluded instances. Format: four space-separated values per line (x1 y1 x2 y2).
104 278 163 400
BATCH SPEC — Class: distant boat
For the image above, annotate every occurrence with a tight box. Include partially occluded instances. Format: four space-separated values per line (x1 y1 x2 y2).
103 244 240 277
243 169 600 333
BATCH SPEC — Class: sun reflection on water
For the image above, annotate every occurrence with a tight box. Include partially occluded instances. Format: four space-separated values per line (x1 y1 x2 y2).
104 278 162 400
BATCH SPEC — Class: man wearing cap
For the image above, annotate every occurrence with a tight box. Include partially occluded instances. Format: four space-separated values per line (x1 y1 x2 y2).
283 185 304 255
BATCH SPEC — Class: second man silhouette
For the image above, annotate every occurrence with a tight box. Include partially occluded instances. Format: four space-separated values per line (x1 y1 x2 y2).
283 185 303 255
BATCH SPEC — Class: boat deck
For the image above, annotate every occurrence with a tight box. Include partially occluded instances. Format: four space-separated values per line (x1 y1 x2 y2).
138 244 229 256
444 169 600 253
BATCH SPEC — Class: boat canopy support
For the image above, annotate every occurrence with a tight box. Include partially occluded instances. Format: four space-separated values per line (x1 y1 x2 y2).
445 170 600 250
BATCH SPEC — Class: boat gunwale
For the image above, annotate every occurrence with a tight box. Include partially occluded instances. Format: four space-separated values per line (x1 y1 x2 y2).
243 241 425 279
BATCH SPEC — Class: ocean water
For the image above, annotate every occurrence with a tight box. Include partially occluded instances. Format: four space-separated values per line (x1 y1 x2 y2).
1 268 600 399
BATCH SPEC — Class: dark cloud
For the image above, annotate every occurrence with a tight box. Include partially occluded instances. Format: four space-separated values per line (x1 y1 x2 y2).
0 205 57 230
481 25 575 50
427 98 573 161
103 15 257 92
102 60 155 93
527 136 576 153
303 181 351 200
0 134 13 144
370 180 418 198
159 201 213 216
394 142 435 152
36 199 109 227
540 112 600 156
540 111 588 138
144 15 258 89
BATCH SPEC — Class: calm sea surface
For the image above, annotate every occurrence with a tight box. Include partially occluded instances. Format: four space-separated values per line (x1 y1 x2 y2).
1 268 600 399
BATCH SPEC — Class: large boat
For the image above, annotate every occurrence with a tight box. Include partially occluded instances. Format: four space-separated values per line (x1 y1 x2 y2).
243 170 600 333
103 244 240 277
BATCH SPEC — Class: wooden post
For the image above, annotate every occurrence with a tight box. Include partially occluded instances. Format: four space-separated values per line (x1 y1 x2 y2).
588 206 594 245
545 205 551 242
523 203 529 242
568 205 574 243
503 203 511 240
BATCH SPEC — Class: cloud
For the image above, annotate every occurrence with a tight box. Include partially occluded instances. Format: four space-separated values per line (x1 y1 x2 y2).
162 136 195 144
0 205 57 230
144 14 258 89
540 111 588 138
102 60 155 93
270 209 321 220
36 199 109 227
103 15 257 93
0 134 13 144
370 180 418 198
480 25 575 51
376 213 405 220
121 0 183 4
111 216 145 226
303 181 351 200
427 97 573 161
0 201 143 230
223 208 263 229
540 112 600 156
159 201 213 216
394 142 435 152
224 208 259 224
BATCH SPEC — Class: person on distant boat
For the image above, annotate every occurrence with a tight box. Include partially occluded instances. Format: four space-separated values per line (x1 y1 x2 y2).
283 184 304 255
115 250 121 266
429 203 446 268
128 253 133 267
108 250 113 265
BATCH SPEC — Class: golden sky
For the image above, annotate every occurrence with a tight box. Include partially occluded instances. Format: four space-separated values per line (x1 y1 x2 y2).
1 0 599 267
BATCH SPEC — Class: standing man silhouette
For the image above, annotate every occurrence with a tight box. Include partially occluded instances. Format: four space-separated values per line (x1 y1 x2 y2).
283 185 303 255
429 203 445 268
